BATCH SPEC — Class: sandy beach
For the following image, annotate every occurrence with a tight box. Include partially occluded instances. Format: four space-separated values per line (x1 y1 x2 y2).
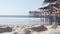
0 24 59 34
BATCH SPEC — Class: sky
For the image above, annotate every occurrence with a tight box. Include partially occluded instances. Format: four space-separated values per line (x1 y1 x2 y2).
0 0 44 16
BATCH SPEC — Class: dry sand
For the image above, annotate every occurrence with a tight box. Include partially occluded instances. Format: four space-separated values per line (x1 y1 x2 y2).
0 24 60 34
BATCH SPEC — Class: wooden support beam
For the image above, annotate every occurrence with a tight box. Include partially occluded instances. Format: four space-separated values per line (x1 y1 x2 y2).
52 6 60 14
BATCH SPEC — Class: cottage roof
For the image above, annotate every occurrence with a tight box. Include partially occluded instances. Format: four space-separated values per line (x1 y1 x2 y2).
39 3 50 9
44 0 57 3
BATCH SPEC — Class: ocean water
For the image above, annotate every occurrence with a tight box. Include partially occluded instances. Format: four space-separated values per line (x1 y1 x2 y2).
0 17 49 25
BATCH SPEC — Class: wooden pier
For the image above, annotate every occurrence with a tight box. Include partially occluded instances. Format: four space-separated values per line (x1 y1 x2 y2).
29 0 60 25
